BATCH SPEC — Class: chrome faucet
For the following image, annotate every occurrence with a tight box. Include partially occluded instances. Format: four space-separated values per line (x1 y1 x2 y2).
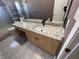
42 19 47 26
42 18 52 26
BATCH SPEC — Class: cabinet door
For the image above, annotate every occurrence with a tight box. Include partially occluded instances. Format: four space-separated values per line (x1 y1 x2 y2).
25 31 40 46
39 34 60 55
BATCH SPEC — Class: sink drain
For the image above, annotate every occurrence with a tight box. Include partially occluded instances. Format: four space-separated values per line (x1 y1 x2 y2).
41 30 43 32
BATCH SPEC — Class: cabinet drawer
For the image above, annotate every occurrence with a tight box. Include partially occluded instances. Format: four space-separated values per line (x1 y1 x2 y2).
38 34 60 55
40 37 59 55
25 30 40 46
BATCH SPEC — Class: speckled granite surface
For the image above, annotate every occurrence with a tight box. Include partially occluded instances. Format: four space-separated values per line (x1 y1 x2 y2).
13 20 64 41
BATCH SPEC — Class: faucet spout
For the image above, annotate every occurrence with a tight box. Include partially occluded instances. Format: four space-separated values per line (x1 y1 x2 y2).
42 19 47 26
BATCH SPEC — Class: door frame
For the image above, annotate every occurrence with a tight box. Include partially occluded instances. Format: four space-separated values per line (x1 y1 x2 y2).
65 31 79 59
57 21 79 59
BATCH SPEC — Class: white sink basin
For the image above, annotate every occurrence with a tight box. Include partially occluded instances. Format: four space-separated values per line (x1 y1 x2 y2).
33 25 48 34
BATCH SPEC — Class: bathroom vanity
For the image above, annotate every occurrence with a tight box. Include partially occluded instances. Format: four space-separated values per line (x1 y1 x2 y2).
12 20 64 55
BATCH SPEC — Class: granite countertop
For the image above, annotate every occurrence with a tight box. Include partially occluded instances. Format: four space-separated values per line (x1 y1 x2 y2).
13 21 64 41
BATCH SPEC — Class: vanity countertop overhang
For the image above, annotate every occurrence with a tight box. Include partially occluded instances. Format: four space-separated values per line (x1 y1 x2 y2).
12 21 64 42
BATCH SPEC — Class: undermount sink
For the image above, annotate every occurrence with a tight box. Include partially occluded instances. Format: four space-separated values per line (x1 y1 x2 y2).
33 25 48 34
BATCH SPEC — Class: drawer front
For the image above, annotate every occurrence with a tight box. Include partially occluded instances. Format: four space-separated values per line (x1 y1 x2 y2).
38 34 60 55
25 31 40 46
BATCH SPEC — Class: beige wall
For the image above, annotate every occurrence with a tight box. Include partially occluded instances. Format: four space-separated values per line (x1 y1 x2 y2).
53 0 68 21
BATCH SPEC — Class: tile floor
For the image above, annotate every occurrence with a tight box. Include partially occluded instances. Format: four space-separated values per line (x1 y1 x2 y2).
0 35 54 59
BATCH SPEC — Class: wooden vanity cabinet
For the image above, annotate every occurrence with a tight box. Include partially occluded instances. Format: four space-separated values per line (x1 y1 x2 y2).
25 30 61 55
39 36 60 55
25 30 40 46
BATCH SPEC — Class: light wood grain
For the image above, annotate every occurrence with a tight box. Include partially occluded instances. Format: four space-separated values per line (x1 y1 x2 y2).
25 30 61 55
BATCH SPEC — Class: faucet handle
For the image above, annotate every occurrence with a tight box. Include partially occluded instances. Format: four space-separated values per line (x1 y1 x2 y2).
42 19 47 26
50 18 52 22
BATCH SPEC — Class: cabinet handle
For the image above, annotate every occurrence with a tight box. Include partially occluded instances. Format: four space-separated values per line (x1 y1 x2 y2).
35 37 39 40
65 48 71 53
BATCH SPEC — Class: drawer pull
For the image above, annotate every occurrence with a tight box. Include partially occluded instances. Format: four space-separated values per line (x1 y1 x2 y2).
35 37 39 40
